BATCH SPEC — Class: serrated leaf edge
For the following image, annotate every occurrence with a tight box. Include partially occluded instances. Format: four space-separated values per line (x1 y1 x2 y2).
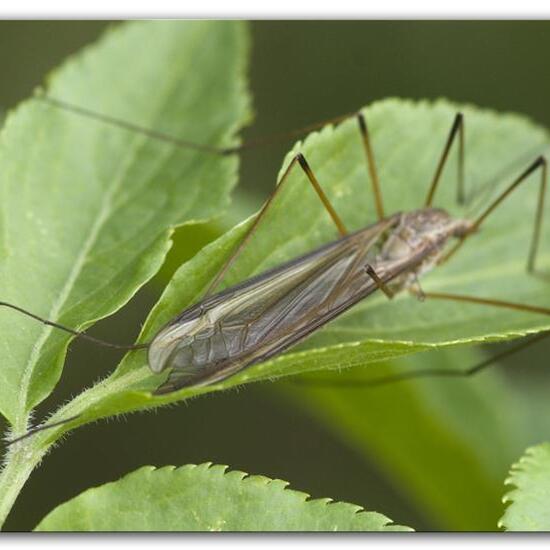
37 462 413 532
498 442 550 530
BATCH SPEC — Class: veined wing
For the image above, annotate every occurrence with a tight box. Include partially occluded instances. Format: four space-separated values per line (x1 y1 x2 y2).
152 216 399 393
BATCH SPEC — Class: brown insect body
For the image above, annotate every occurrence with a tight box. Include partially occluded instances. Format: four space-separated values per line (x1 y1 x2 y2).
150 207 472 393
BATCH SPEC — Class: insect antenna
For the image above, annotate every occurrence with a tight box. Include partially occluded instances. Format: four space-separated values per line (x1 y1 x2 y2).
0 301 149 351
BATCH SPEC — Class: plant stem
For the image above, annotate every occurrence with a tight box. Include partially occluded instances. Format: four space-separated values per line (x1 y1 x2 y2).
0 442 46 529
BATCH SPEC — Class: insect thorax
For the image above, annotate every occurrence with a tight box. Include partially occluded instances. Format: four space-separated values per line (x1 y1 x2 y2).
378 208 472 293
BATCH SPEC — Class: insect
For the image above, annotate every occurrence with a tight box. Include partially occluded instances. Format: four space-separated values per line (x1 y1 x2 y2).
2 95 549 402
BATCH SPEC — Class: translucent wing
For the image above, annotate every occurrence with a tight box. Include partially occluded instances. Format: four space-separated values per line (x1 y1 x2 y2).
150 217 400 393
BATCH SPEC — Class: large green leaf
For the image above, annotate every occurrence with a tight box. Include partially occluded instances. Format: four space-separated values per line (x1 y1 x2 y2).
283 348 550 531
0 21 251 426
31 99 550 448
34 463 412 531
500 442 550 531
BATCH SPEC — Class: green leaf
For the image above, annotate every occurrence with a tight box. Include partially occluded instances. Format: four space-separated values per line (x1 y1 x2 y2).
500 442 550 531
34 463 412 531
0 21 251 426
283 347 550 531
37 99 550 446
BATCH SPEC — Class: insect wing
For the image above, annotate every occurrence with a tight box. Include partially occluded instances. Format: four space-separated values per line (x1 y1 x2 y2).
152 219 395 393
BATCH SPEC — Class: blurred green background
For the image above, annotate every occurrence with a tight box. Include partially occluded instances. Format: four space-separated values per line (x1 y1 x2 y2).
1 20 550 531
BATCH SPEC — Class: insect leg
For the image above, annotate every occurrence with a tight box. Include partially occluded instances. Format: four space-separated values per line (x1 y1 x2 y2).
357 114 384 220
421 291 550 316
338 292 550 387
529 157 547 272
291 292 550 389
39 93 353 157
203 153 348 297
424 113 465 207
0 301 149 351
5 414 81 447
365 265 395 299
442 155 547 270
291 331 550 389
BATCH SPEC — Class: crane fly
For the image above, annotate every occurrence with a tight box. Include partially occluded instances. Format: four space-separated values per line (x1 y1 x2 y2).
148 208 471 393
3 96 550 442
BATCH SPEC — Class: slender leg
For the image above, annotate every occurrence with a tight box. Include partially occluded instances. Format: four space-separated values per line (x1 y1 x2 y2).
357 113 385 220
0 301 148 350
408 275 426 301
41 96 393 293
291 292 550 389
6 414 81 446
39 93 354 157
529 158 548 272
424 113 465 207
365 265 394 299
422 291 550 315
203 153 348 297
292 331 550 389
441 156 547 270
